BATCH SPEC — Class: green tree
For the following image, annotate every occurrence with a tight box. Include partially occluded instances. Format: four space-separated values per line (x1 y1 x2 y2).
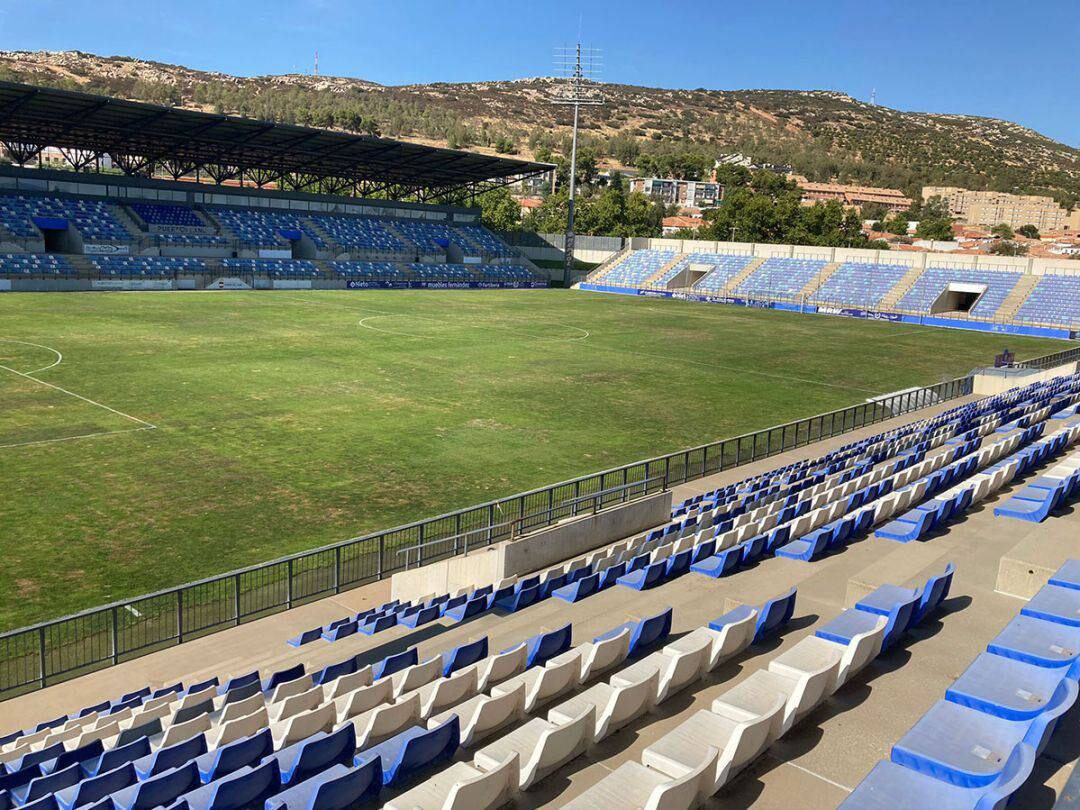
989 240 1027 256
860 202 889 222
884 215 910 236
1016 224 1041 239
476 186 521 232
915 217 954 240
991 223 1014 239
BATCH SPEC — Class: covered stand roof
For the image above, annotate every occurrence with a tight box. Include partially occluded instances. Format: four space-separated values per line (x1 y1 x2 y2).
0 81 551 201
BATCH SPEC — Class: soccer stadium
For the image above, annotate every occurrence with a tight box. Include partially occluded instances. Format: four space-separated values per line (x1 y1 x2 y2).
1 24 1080 810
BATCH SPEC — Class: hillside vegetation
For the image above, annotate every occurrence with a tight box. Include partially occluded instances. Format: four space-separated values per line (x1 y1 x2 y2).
0 50 1077 208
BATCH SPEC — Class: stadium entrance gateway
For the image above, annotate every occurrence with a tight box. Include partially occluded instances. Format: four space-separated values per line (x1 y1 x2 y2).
930 281 988 316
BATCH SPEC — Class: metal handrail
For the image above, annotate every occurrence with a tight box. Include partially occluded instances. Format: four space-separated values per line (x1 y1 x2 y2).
394 475 668 567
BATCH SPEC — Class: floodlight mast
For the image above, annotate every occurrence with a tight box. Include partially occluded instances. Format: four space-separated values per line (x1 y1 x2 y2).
552 43 603 282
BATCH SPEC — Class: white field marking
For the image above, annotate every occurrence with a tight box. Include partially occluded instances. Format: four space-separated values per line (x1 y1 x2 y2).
783 761 853 793
0 364 157 428
0 338 64 374
0 426 155 450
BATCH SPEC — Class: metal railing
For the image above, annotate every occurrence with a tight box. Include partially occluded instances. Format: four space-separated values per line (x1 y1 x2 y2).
0 375 973 700
395 476 668 568
1015 345 1080 371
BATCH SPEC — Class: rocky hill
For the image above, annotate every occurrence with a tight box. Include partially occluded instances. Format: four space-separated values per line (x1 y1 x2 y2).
1 50 1077 207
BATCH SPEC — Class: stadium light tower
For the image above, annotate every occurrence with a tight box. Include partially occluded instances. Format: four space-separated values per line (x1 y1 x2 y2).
552 43 603 281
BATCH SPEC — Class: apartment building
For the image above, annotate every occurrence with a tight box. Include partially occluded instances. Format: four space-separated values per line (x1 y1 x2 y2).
924 186 1080 231
797 180 912 212
630 177 723 208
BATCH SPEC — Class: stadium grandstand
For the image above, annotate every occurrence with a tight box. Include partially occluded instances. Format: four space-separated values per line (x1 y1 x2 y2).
0 80 551 291
2 76 1080 810
581 242 1080 338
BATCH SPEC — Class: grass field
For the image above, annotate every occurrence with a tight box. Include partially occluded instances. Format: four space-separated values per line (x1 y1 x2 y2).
0 288 1065 630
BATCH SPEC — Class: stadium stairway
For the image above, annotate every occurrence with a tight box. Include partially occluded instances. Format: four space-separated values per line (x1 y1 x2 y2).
584 246 633 285
641 253 686 289
719 256 767 295
797 261 842 299
996 274 1042 324
877 263 929 311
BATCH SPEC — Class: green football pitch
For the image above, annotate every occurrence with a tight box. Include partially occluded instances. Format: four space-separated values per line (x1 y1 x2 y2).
0 288 1064 630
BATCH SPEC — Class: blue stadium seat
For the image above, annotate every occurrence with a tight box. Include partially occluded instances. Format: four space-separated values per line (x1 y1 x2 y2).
357 716 459 788
442 638 488 677
265 759 382 810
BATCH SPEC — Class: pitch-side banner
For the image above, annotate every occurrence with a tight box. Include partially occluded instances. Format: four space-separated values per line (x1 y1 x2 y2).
345 280 548 290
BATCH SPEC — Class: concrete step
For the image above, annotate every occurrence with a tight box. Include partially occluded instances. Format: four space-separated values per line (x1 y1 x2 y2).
996 274 1040 321
642 253 687 289
878 263 929 310
800 261 843 298
721 256 767 295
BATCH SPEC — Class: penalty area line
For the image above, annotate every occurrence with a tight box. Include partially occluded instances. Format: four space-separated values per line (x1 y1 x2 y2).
0 426 156 450
0 363 157 429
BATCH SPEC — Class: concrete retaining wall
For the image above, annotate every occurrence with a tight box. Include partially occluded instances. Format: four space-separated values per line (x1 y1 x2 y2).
391 490 672 603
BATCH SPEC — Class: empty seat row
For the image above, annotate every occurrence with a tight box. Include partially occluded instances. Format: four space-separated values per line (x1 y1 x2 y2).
842 560 1080 809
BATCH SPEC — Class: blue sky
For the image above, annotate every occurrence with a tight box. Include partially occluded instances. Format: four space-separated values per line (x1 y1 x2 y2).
1 0 1076 146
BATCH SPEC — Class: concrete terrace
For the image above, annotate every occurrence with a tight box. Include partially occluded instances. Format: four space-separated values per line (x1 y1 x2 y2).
2 391 1077 808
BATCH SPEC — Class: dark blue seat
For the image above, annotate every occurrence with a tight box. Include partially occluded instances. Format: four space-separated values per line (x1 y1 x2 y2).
912 563 955 625
218 673 259 695
110 761 200 810
442 637 488 676
855 585 920 648
616 560 665 590
525 624 573 667
485 585 517 610
357 716 458 788
264 760 382 810
322 621 358 642
10 764 81 806
218 682 260 707
312 657 356 686
195 729 273 783
358 614 396 635
565 566 593 585
841 742 1035 810
875 503 937 543
539 574 568 600
1020 584 1080 628
494 583 538 613
664 550 693 578
552 572 598 603
180 760 280 810
152 684 184 700
690 538 716 564
269 726 356 786
624 553 649 574
55 763 137 810
133 734 207 780
753 588 797 643
595 607 672 656
4 743 65 778
186 677 219 695
598 562 628 590
439 594 468 615
373 648 418 681
739 534 767 562
775 527 830 561
762 524 790 554
444 595 487 623
263 665 305 693
709 604 756 635
398 605 440 628
39 739 105 775
18 796 60 810
689 547 739 578
82 737 151 779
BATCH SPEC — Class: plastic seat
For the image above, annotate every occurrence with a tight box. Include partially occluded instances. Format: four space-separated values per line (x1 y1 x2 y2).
133 734 207 779
383 753 517 810
407 667 478 720
268 725 356 785
946 653 1071 721
428 683 524 747
194 728 273 783
855 585 921 648
839 743 1035 810
1048 559 1080 591
398 606 440 628
444 596 487 623
594 607 673 657
373 648 419 686
552 572 599 603
110 761 200 810
1020 583 1080 628
265 760 382 810
525 624 573 667
54 762 136 810
689 547 740 578
334 679 393 724
179 760 279 810
473 707 592 790
616 560 666 590
892 682 1076 787
561 748 716 809
81 737 151 779
912 563 955 625
358 716 459 788
611 637 708 704
442 638 488 677
490 656 579 713
347 694 421 751
753 588 797 643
